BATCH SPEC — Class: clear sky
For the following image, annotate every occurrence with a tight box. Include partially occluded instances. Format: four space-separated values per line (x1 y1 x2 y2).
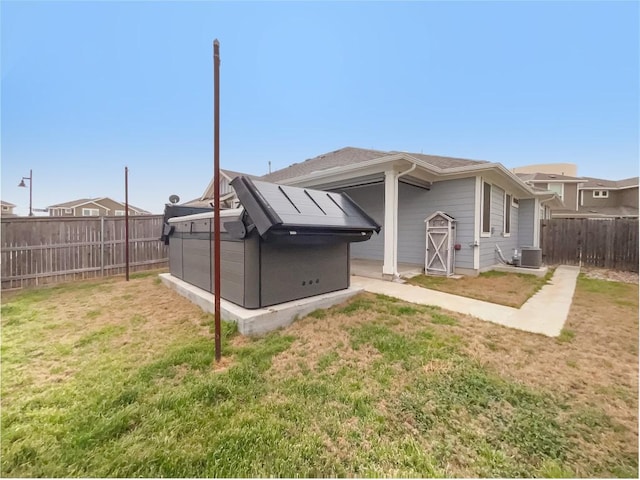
2 0 638 215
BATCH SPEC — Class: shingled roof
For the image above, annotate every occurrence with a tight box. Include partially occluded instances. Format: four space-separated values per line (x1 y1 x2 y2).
515 172 584 182
260 146 488 183
580 176 639 189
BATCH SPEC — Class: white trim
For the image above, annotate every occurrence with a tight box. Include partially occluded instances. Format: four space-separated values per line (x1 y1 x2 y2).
503 192 512 237
580 190 584 206
480 180 492 237
473 176 481 270
114 210 126 216
64 208 73 214
593 190 609 198
82 208 100 216
382 169 398 276
532 199 541 248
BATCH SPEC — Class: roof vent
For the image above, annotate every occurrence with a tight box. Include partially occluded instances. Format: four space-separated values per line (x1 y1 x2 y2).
549 175 556 179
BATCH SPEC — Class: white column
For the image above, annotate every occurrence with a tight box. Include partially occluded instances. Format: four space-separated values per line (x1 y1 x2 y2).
382 169 398 276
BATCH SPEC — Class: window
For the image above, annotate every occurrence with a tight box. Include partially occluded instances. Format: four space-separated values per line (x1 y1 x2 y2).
2 206 8 211
481 181 491 236
504 194 511 236
547 183 564 201
593 190 609 198
82 208 100 216
115 210 126 216
65 208 72 214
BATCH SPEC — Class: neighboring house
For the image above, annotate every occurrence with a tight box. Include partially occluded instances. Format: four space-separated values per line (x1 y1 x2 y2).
47 197 151 217
515 173 584 213
559 176 639 219
515 169 639 219
1 201 17 217
245 146 562 277
183 169 259 209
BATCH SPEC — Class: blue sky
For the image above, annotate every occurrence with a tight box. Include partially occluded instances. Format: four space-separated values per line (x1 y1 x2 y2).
2 1 638 215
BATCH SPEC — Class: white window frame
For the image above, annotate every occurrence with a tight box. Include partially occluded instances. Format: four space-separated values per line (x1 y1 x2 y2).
2 206 9 211
503 193 512 237
480 181 492 237
65 208 73 214
82 208 100 216
593 190 609 198
114 210 126 216
547 182 564 201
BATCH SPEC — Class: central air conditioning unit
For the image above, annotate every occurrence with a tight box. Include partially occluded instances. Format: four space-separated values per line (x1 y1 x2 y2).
520 246 542 268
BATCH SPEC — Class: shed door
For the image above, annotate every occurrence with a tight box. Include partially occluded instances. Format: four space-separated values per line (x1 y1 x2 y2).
425 214 454 276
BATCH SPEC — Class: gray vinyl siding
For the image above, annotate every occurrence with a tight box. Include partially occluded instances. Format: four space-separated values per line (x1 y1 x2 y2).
342 184 385 261
417 178 476 270
479 184 520 269
517 198 536 248
343 178 476 270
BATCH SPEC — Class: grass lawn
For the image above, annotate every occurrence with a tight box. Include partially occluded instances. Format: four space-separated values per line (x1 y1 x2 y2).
407 269 555 307
1 270 637 477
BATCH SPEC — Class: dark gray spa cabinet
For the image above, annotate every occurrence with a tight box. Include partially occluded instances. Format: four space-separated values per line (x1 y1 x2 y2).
164 177 380 309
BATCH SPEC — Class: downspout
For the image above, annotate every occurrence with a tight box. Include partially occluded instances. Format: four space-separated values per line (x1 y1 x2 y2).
390 163 417 277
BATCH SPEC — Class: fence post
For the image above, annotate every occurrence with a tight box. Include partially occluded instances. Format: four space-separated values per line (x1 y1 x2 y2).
100 216 105 277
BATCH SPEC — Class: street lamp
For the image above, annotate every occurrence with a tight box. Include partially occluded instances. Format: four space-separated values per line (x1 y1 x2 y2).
18 169 33 217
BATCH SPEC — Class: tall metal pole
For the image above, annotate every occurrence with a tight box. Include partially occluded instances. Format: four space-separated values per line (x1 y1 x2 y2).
28 169 33 217
125 166 130 281
213 39 222 362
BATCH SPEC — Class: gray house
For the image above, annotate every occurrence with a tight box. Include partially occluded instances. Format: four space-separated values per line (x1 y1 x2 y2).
256 147 562 277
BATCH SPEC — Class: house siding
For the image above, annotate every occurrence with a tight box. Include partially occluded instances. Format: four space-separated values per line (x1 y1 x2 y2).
479 184 520 269
517 198 536 248
621 187 639 207
415 178 476 270
342 184 385 261
342 177 476 271
581 189 624 208
563 183 578 210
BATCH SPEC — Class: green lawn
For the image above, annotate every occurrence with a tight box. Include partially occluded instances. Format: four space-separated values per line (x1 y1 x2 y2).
1 273 637 477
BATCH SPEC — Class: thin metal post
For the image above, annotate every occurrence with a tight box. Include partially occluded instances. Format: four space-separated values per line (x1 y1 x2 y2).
125 166 130 281
213 39 222 362
29 169 33 217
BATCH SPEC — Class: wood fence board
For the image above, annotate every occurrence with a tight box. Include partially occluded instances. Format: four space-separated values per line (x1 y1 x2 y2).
1 215 168 289
541 218 638 272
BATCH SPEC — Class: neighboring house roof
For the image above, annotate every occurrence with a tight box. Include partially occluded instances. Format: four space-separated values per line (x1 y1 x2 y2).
515 172 584 183
553 205 639 219
261 146 488 183
221 169 259 180
47 197 150 214
196 169 259 204
579 176 639 190
1 200 17 208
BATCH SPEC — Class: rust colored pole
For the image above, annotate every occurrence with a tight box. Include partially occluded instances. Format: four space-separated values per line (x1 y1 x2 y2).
125 166 130 281
213 39 221 362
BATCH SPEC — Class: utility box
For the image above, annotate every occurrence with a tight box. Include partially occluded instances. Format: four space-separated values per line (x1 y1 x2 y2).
520 246 542 268
166 177 381 309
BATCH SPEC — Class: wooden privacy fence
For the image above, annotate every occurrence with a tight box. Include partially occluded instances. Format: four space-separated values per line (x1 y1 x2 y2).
1 215 168 290
540 218 638 272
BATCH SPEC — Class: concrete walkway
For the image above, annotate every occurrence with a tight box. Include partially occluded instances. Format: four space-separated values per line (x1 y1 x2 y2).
351 265 581 337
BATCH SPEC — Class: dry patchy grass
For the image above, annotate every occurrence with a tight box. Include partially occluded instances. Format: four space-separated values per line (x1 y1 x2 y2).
1 271 637 477
407 269 554 307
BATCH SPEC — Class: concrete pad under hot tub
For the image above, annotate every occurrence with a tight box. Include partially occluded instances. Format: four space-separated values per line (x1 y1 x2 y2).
159 273 363 336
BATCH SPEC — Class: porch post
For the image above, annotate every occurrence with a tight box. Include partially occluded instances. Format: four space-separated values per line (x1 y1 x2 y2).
382 169 398 276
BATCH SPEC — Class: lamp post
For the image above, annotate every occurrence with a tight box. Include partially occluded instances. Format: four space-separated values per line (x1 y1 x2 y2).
18 169 33 217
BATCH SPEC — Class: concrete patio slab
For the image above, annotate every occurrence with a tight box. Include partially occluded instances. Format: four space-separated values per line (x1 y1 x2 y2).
159 273 362 336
